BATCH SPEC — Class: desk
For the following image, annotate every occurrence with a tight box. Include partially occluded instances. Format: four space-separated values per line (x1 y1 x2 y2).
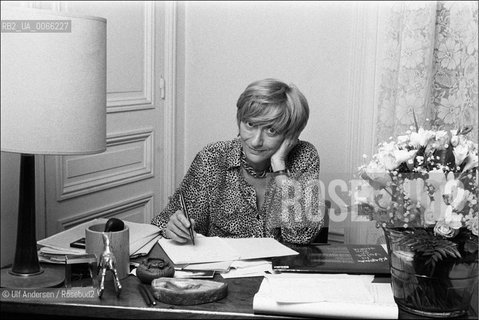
0 244 289 319
1 244 477 319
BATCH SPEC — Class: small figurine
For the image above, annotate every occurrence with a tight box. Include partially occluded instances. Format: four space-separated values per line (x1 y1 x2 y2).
98 232 122 297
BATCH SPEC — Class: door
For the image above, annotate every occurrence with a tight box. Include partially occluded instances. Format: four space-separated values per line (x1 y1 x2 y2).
39 1 177 235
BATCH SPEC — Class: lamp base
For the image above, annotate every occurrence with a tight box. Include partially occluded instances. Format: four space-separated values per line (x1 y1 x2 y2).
1 265 64 289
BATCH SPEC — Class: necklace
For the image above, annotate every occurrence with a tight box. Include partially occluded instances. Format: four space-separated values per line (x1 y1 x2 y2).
240 150 271 179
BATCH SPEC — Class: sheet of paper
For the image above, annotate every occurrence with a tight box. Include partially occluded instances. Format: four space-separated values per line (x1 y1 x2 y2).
131 234 161 258
174 270 215 279
221 259 272 279
39 246 85 256
176 260 233 272
158 236 240 264
127 222 161 249
265 274 374 303
223 237 298 260
230 259 272 269
38 219 99 253
253 274 398 319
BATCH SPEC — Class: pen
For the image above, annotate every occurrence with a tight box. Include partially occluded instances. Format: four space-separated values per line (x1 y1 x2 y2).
141 284 157 306
179 191 195 245
138 284 152 306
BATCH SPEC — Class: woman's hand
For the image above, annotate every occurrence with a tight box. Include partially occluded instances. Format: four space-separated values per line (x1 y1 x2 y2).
270 134 300 171
165 210 196 243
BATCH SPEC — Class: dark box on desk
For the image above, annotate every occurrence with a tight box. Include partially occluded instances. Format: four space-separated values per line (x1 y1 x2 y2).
272 244 390 275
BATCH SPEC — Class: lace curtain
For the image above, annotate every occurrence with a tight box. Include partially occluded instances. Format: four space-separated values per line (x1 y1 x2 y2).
375 1 478 145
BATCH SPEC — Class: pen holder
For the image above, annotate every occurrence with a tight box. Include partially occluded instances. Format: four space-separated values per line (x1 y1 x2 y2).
86 224 130 280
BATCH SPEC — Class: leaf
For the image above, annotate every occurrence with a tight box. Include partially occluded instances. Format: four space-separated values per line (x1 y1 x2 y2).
443 246 461 259
436 247 447 258
412 109 419 133
458 125 473 135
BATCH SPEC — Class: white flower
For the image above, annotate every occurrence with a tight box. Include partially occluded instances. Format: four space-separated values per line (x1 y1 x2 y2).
353 183 376 205
462 152 478 172
465 213 478 236
397 135 410 146
375 142 417 170
376 142 399 170
362 161 392 188
434 130 450 149
377 153 398 170
471 218 478 236
444 206 463 229
451 189 470 212
434 220 460 238
442 173 465 207
394 149 418 164
453 143 470 166
410 128 435 148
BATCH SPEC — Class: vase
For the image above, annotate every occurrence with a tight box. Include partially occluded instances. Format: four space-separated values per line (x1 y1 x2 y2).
383 227 478 318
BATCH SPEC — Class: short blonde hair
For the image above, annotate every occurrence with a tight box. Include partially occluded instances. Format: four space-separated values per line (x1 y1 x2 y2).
236 79 309 137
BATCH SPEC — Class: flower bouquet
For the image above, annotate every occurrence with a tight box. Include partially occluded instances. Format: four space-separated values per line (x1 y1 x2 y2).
355 124 478 317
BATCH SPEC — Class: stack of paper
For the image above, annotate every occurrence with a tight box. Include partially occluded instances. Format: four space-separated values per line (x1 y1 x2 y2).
158 236 297 277
38 218 161 263
253 273 398 319
175 260 233 273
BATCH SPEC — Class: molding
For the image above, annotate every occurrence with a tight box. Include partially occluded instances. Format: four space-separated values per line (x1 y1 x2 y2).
107 1 156 113
346 3 379 178
56 128 154 201
58 193 154 229
161 1 177 209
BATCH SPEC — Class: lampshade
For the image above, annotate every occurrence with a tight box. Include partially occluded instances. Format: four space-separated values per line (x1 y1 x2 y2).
1 6 107 155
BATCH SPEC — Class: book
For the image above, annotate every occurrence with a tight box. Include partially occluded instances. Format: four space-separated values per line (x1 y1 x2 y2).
253 273 398 319
272 244 390 275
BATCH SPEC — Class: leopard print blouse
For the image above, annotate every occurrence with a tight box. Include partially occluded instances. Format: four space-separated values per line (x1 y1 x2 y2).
151 138 324 244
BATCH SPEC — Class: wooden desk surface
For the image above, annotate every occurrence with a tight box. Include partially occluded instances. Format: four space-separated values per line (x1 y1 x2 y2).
0 274 282 319
1 243 477 319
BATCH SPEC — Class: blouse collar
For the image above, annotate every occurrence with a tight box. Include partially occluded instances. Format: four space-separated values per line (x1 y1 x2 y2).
226 138 242 170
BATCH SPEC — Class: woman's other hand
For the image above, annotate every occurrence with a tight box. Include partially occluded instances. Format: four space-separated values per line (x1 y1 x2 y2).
270 134 299 171
165 210 196 243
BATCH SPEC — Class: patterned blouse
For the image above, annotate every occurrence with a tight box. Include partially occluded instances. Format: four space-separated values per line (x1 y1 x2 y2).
151 138 324 244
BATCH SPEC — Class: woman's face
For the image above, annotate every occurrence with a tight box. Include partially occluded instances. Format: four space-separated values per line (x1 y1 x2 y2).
239 121 284 166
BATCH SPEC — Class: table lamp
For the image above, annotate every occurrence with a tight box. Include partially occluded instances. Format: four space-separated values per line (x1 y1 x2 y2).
1 6 106 288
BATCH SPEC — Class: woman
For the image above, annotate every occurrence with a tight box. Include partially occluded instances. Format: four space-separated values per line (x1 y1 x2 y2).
151 79 324 244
